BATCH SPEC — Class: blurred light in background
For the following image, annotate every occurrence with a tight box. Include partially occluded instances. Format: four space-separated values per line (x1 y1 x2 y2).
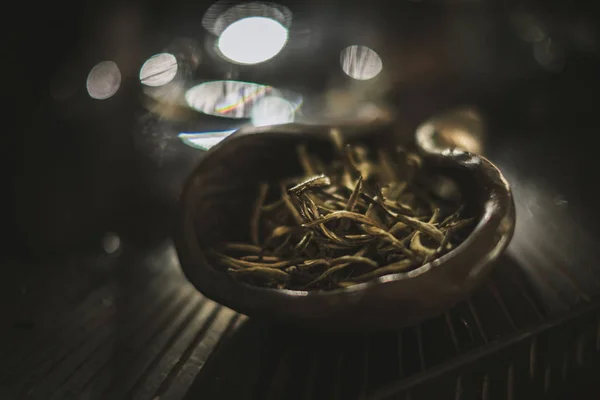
251 96 295 126
185 80 271 118
203 1 292 36
533 38 566 73
102 232 121 254
185 80 302 121
178 129 237 150
355 102 391 122
142 79 185 106
340 45 383 80
139 53 178 87
510 13 546 43
139 42 200 112
86 61 121 100
217 17 288 64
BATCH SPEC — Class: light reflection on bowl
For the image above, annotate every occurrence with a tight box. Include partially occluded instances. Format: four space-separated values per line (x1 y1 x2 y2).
178 129 238 151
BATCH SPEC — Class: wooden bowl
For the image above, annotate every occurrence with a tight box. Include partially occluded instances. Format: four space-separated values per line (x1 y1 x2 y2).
174 122 515 329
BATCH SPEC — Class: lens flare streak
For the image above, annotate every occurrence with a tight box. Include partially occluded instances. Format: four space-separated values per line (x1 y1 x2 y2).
215 85 272 114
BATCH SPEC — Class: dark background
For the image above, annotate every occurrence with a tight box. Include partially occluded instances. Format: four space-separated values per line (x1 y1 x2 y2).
5 0 599 258
2 1 600 399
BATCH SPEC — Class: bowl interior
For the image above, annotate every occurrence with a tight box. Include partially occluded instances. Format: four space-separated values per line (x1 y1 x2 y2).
188 127 484 264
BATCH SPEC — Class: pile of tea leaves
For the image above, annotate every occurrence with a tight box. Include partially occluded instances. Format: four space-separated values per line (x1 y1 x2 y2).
208 130 474 291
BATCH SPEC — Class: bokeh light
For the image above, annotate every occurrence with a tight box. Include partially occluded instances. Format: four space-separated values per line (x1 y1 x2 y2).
217 17 288 64
533 38 565 73
86 61 121 100
102 232 121 254
251 97 295 126
139 53 178 87
178 129 237 151
340 45 383 80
